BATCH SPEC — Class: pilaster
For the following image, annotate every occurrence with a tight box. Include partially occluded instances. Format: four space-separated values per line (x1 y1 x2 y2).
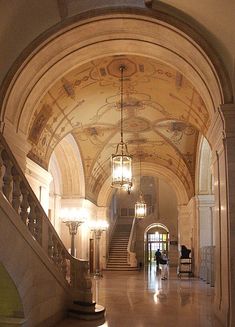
208 104 235 326
25 157 52 214
177 204 191 249
3 121 31 171
220 104 235 327
196 195 215 248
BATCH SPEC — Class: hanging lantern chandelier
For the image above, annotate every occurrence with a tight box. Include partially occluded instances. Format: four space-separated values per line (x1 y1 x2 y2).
135 155 147 218
111 65 133 190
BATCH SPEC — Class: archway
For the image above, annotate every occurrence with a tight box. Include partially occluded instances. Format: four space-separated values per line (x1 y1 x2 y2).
144 223 169 264
0 9 230 161
0 263 25 325
0 7 233 326
48 133 89 259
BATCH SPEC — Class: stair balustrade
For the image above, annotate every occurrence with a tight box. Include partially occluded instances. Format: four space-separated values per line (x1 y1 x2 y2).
0 134 92 304
106 218 138 271
127 217 137 267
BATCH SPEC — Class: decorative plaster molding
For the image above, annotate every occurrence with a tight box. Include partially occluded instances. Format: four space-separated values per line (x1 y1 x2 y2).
196 194 215 207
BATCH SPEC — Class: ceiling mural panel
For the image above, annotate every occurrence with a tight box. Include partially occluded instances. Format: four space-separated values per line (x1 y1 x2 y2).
27 55 207 201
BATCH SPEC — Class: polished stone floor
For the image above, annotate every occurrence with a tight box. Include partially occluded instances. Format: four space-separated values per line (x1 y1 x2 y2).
57 265 223 327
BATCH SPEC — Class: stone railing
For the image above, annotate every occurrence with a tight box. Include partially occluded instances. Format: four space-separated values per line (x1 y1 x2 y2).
127 217 137 267
0 134 92 303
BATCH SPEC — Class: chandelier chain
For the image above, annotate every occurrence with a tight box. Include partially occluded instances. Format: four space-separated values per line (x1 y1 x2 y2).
120 65 125 152
111 64 132 190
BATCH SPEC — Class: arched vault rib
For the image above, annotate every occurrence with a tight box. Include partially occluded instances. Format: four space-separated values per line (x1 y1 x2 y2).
0 10 231 208
52 134 85 198
1 12 228 138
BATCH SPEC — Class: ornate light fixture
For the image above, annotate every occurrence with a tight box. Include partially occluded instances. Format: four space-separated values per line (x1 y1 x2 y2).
60 207 86 257
135 156 147 218
111 65 132 191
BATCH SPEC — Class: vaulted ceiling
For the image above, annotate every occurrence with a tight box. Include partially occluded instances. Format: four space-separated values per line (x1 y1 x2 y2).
27 54 208 202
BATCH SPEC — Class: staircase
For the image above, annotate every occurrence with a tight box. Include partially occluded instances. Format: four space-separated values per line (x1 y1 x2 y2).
0 134 104 326
106 221 138 271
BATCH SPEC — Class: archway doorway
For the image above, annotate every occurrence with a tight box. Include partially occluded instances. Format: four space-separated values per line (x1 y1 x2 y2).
145 223 169 263
0 7 233 326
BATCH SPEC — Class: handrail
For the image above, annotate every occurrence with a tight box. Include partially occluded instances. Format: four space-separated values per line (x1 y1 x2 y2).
0 133 92 303
127 217 137 267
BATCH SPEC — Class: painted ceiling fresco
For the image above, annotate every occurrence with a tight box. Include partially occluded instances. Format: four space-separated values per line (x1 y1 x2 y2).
27 55 208 202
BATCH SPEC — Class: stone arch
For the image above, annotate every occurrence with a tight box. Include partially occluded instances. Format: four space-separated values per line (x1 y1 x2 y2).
195 136 213 195
49 152 62 198
0 263 25 325
145 222 169 234
0 6 233 326
0 7 232 144
50 133 85 198
0 7 231 210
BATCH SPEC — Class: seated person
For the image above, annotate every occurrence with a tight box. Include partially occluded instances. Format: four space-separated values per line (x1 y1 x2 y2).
181 245 191 259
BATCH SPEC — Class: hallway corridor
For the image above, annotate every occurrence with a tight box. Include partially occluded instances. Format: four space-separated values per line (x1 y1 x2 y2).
58 266 222 327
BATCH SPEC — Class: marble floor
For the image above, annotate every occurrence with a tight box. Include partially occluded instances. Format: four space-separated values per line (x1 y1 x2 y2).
57 265 223 327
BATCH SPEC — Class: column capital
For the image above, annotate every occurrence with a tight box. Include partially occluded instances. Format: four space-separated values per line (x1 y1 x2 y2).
196 194 215 207
219 104 235 138
207 104 235 163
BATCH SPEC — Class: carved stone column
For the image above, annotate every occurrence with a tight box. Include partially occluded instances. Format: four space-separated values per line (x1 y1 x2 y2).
196 195 215 248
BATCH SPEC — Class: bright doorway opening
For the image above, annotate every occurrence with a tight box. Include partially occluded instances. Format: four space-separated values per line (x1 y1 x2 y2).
145 224 169 263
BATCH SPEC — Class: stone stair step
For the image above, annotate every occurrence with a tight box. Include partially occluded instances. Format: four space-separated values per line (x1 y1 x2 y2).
105 267 139 271
109 260 127 262
106 218 135 271
69 301 105 320
109 255 127 257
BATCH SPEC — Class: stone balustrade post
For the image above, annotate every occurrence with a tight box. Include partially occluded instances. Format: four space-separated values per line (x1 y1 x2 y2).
12 167 22 213
19 182 29 225
2 154 13 200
